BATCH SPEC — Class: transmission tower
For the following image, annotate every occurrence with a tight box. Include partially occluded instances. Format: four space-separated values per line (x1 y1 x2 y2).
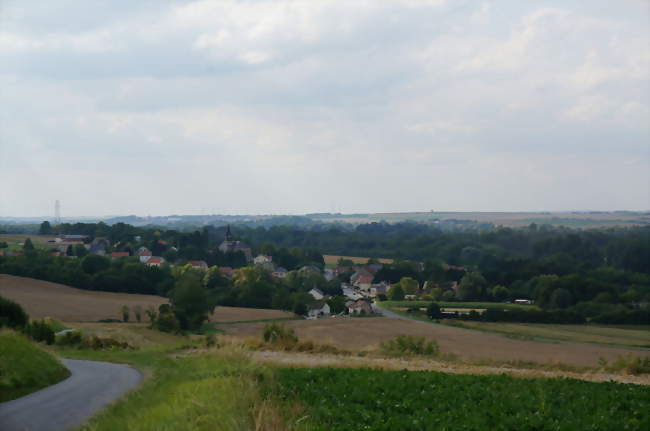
55 200 61 224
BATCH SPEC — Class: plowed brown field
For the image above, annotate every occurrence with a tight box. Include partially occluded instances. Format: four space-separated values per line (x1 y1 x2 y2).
0 275 294 323
222 316 650 367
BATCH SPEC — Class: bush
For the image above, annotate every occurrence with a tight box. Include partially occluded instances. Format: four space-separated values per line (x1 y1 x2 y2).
263 323 298 349
380 335 439 357
23 320 55 345
0 295 29 329
156 311 181 333
80 335 132 350
56 330 82 346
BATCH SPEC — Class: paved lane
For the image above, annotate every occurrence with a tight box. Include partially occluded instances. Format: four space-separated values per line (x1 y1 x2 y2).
0 359 142 431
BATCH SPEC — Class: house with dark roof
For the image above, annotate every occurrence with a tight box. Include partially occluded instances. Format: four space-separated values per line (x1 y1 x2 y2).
272 267 288 279
348 299 373 315
307 302 330 319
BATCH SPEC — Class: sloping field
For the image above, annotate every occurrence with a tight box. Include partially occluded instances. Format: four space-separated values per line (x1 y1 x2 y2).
0 274 168 322
222 317 650 367
0 274 294 324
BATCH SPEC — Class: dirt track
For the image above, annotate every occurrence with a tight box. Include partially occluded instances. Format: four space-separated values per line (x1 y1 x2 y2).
222 317 650 367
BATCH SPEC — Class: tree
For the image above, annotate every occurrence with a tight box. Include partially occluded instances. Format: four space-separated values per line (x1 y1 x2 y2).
431 287 444 301
388 284 405 301
121 305 130 322
426 302 442 320
549 288 573 309
81 254 110 274
399 277 419 295
39 221 53 235
327 296 346 314
491 285 510 302
22 238 34 251
458 271 486 301
133 305 143 323
74 244 88 257
441 290 456 301
171 272 215 330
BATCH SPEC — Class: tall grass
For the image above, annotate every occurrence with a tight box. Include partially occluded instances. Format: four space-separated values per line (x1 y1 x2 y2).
66 345 296 431
0 330 70 401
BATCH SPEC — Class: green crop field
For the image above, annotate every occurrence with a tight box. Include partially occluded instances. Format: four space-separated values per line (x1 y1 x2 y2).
270 367 650 431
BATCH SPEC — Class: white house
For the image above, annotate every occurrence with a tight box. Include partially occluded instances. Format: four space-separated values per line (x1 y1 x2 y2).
146 256 166 267
254 255 273 266
309 287 325 300
307 302 330 319
342 286 364 300
348 300 373 315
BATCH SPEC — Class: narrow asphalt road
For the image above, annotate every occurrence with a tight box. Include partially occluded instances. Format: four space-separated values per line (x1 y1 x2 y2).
373 303 423 322
0 359 142 431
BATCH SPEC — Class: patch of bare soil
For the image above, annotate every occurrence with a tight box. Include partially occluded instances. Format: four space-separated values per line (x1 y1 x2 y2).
222 316 650 367
251 350 650 385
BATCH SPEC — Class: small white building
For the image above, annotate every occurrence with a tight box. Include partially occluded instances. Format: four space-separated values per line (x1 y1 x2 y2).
307 302 330 319
309 287 325 300
254 255 273 266
342 286 364 300
146 256 166 267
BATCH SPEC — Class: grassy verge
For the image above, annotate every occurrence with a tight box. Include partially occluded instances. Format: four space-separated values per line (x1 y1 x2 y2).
56 342 295 431
0 330 70 402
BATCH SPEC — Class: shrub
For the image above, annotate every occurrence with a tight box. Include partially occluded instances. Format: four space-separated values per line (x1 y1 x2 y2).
262 323 298 349
603 356 650 375
23 320 55 345
0 295 28 329
80 335 132 350
56 330 82 346
156 311 180 333
380 335 439 357
121 305 130 323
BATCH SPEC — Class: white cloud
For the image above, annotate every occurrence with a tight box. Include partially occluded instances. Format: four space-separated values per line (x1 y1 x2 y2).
0 0 648 216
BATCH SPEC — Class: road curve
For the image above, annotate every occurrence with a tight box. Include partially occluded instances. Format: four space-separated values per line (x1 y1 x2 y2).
0 359 142 431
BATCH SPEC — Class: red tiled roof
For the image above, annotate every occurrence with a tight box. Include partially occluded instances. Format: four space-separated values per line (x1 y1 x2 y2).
111 252 130 258
356 274 374 284
189 260 208 267
147 257 165 264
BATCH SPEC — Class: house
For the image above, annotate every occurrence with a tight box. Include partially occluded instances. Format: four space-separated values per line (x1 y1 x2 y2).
369 283 389 298
146 256 166 267
348 299 373 315
309 288 325 300
138 247 152 263
111 251 130 259
323 268 336 281
271 267 288 279
253 255 273 266
219 266 235 279
342 286 364 300
353 274 374 291
307 302 330 319
514 299 534 305
88 238 108 256
189 260 208 270
218 226 252 262
300 265 321 274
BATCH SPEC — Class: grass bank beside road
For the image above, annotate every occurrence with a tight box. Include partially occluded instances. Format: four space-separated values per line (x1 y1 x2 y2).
59 342 293 431
0 330 70 402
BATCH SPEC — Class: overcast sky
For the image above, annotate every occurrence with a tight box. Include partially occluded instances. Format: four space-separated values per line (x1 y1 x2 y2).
1 0 648 217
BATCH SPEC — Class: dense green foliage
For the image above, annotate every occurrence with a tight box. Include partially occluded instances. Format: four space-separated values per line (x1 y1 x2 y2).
0 331 70 402
271 367 650 431
0 295 29 328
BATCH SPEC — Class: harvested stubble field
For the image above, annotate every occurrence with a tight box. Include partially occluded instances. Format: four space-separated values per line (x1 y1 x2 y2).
0 275 292 324
0 274 168 322
222 317 650 368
